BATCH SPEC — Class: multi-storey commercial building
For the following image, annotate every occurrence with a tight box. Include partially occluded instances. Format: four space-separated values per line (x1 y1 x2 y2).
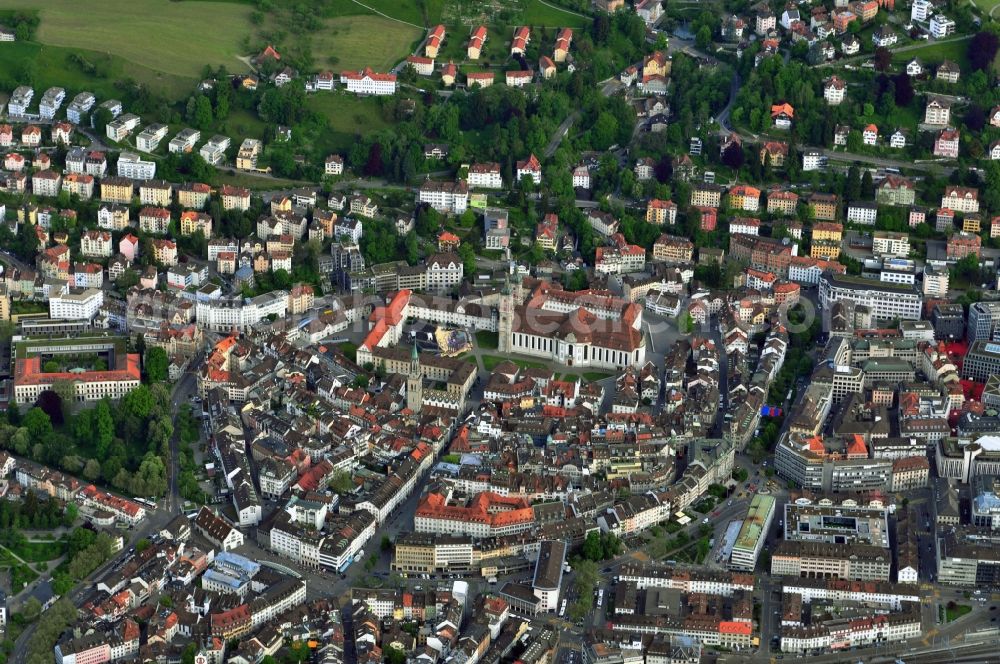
961 340 1000 382
195 292 289 332
968 302 1000 342
771 540 891 581
819 272 922 322
729 494 775 571
937 528 1000 586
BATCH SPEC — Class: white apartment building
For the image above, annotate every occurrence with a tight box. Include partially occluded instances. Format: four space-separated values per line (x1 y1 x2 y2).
911 0 931 21
468 163 503 188
39 87 66 119
66 92 96 124
923 264 949 297
7 86 33 116
872 232 909 258
930 14 955 38
418 181 469 213
426 254 464 291
81 230 113 258
168 128 200 153
846 202 878 225
105 113 141 141
924 98 951 126
135 123 169 152
31 170 61 197
117 151 157 180
802 150 823 171
200 135 231 165
49 288 104 320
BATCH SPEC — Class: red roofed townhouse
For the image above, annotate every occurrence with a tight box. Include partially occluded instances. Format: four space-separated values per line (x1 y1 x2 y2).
643 51 670 78
72 262 103 289
536 213 559 250
467 71 494 88
425 24 446 58
760 141 789 167
255 45 281 64
824 75 846 105
62 173 94 200
21 124 41 146
934 128 960 158
539 56 556 79
81 230 113 258
516 154 542 185
0 124 11 147
152 238 178 266
774 281 801 306
506 70 532 87
511 26 530 55
180 210 213 237
4 152 23 171
438 231 461 252
52 121 73 144
178 181 212 208
288 282 315 314
862 124 879 145
220 184 251 211
946 232 980 260
340 67 397 95
139 206 171 234
80 484 146 526
441 62 458 87
696 206 718 231
771 103 794 129
120 233 139 262
941 185 979 214
768 190 799 215
211 604 252 640
646 199 677 225
468 26 487 59
554 28 573 62
314 70 335 91
406 55 435 76
728 184 761 212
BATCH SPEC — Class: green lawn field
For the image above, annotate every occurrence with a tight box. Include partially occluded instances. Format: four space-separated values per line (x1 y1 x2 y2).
0 41 195 100
890 38 971 69
305 94 393 151
521 0 591 28
313 15 423 72
0 0 252 78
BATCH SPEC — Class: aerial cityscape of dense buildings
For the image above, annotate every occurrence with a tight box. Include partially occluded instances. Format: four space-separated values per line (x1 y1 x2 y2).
0 0 999 662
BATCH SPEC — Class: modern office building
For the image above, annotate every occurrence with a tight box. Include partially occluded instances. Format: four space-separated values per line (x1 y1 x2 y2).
730 495 776 571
